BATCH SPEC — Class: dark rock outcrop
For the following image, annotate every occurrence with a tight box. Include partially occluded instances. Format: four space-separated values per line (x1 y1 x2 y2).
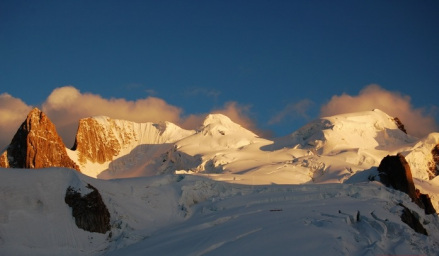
0 108 80 171
378 153 417 199
399 203 428 235
65 184 111 233
378 153 436 215
428 144 439 179
417 191 436 215
393 117 407 134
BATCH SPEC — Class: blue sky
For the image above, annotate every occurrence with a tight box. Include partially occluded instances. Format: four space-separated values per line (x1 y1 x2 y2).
1 0 438 147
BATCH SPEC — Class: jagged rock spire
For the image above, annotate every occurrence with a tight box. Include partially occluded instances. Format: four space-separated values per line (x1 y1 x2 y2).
0 108 80 171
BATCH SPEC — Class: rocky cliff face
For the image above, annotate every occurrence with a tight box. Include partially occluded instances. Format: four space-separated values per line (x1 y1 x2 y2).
0 108 80 171
72 117 123 164
71 116 194 173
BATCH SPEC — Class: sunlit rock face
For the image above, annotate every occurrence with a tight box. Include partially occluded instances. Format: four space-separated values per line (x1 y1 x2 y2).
72 117 123 164
0 108 80 171
378 153 436 215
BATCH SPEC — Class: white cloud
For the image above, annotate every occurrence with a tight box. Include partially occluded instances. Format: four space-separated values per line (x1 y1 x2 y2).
0 93 33 149
320 84 438 138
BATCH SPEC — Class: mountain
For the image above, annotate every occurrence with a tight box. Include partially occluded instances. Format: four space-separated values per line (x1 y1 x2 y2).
158 109 426 185
1 108 439 255
278 109 416 154
68 116 194 178
0 108 79 171
1 108 437 185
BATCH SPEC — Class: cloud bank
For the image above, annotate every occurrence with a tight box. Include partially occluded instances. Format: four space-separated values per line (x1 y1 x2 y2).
0 86 262 149
1 84 437 150
320 84 438 138
41 86 184 147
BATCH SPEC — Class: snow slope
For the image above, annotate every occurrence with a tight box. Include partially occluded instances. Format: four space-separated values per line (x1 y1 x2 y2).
405 132 439 180
159 110 423 186
1 168 439 255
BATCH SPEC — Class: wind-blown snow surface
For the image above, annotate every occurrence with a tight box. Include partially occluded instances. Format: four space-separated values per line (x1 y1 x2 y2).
2 109 439 255
1 168 439 255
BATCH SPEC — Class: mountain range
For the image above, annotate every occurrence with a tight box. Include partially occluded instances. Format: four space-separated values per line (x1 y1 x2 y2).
1 107 439 255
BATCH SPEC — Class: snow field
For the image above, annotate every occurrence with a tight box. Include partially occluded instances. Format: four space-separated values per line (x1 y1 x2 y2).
2 168 439 255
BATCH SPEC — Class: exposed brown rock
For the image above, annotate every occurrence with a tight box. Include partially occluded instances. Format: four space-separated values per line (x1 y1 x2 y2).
65 183 111 234
72 118 123 164
378 153 436 215
0 108 80 171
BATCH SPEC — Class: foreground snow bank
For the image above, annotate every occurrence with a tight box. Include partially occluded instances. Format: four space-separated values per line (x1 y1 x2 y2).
1 168 439 255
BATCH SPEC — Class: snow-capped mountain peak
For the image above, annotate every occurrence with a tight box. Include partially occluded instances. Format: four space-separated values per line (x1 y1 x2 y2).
199 114 257 137
283 109 416 154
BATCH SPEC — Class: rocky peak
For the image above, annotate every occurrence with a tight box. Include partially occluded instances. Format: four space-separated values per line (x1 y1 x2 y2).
0 108 80 171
